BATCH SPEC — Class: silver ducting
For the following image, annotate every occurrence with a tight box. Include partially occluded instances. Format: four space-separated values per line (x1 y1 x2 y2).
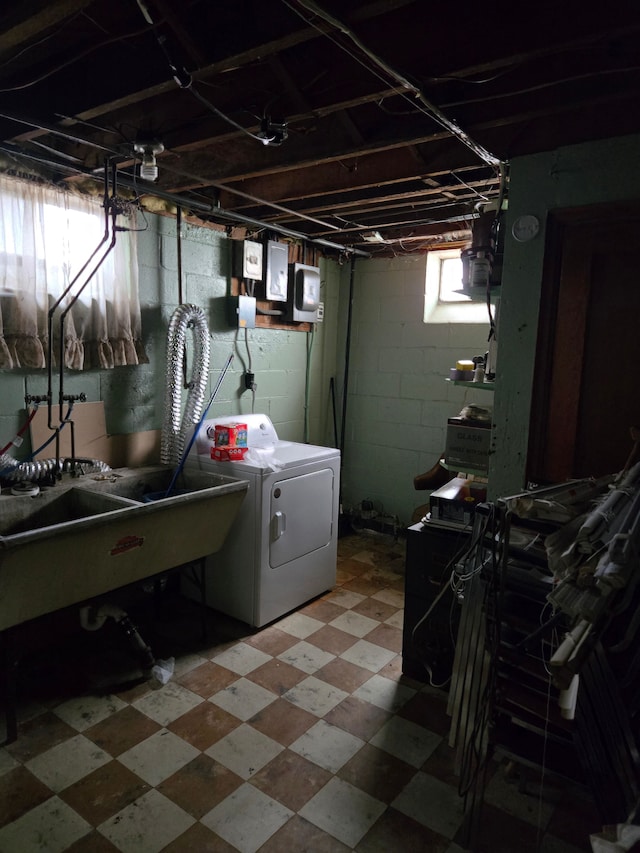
161 304 211 465
0 453 111 482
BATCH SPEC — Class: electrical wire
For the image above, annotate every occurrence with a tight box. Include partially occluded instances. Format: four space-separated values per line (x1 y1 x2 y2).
440 65 640 109
0 404 39 456
0 11 85 72
456 505 509 799
0 18 161 93
280 0 501 169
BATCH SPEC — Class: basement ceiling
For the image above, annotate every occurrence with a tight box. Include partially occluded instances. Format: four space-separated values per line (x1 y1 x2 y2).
1 0 640 257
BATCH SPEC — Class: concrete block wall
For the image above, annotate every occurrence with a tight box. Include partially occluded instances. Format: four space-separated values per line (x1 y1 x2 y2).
337 254 493 528
0 211 339 460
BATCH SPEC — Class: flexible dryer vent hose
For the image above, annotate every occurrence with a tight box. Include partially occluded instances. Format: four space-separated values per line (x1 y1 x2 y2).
0 453 111 482
161 304 211 465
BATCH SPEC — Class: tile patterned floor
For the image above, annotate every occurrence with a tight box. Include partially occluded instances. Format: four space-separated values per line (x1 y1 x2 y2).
0 531 599 852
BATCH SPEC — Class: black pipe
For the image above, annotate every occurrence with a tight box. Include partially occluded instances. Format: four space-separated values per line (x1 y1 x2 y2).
330 377 338 449
46 163 110 431
176 206 184 305
0 138 371 259
339 256 357 457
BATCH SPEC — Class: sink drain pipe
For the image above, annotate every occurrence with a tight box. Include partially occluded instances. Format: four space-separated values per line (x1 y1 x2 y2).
79 604 155 673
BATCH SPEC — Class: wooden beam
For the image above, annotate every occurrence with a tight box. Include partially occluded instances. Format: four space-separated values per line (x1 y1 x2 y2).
0 0 94 55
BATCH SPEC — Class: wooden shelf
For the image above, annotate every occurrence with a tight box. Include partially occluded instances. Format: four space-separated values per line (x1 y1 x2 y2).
446 379 495 390
440 459 489 477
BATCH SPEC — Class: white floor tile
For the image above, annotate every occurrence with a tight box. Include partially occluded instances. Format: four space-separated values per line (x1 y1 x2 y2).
276 612 325 639
0 796 90 853
384 609 404 629
211 642 273 675
98 788 194 853
324 589 367 610
352 673 416 711
370 715 441 767
299 776 386 848
132 681 203 726
340 639 396 672
53 692 127 731
290 719 365 773
329 610 380 638
202 782 293 853
25 733 110 792
209 676 276 720
372 588 404 608
276 640 335 674
282 675 348 717
392 771 465 839
205 723 283 779
118 728 200 786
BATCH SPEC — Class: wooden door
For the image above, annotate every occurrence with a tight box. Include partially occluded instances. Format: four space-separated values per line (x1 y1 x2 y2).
527 201 640 483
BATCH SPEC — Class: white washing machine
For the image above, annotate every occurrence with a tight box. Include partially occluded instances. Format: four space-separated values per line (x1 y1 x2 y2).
185 414 340 627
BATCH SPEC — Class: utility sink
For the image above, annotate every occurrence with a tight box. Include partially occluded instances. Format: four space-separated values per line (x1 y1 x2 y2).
0 487 133 536
0 465 249 631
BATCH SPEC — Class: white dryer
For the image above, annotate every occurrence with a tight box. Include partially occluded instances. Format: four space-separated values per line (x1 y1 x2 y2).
185 414 340 627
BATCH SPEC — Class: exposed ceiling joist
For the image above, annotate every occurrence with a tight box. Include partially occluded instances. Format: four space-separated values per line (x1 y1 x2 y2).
0 0 639 254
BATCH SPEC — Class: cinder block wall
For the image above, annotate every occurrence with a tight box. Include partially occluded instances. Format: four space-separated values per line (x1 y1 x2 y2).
0 213 340 459
336 254 492 528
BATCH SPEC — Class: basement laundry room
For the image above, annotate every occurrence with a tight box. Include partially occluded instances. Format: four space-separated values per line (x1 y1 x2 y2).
1 3 640 852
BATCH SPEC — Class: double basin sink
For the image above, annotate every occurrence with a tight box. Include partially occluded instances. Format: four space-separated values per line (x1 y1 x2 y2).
0 465 249 631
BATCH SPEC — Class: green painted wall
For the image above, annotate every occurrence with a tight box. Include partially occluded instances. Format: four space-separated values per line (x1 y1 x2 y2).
3 131 639 523
490 132 640 499
0 214 339 460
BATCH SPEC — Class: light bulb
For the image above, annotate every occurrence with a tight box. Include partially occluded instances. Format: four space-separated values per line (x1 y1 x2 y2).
133 141 164 182
140 152 158 181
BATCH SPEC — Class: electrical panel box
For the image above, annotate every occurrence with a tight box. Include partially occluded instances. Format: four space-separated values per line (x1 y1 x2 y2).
287 263 320 322
228 294 256 328
266 241 289 302
233 240 263 280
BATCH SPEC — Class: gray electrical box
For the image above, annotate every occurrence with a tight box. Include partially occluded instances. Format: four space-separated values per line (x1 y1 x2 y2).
266 241 288 301
287 263 320 322
228 294 256 328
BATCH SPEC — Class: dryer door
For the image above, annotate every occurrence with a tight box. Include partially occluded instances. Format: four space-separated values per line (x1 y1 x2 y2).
269 468 334 568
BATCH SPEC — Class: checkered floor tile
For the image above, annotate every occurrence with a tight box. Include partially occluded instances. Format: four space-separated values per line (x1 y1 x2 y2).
0 532 597 852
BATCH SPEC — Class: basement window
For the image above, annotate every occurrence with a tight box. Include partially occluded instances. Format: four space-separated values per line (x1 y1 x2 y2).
424 248 491 324
0 172 147 370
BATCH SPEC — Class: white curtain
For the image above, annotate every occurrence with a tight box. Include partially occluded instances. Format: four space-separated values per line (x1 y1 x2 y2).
0 173 148 370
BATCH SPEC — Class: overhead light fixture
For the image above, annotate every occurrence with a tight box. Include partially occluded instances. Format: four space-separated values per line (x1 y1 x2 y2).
361 231 385 243
133 141 164 181
256 116 288 146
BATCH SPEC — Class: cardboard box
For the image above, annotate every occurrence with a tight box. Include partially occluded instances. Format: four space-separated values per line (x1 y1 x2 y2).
211 446 248 461
445 417 491 472
429 477 487 524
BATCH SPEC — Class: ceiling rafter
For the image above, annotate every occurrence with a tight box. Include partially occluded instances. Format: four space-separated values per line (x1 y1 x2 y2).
1 0 640 253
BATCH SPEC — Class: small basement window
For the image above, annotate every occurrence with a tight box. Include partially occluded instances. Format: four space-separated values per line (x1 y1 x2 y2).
424 248 493 323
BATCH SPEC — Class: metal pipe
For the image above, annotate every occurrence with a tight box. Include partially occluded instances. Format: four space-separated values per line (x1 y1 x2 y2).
0 130 371 257
0 111 370 253
339 256 357 456
46 164 111 431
